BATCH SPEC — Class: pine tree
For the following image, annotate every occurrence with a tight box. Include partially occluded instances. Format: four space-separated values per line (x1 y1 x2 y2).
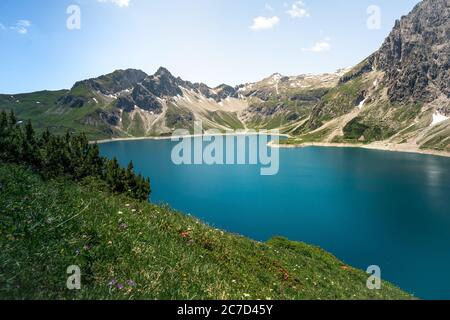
24 120 35 142
125 161 137 196
1 116 151 201
39 128 51 147
84 144 104 178
0 111 7 131
106 158 121 193
0 111 8 160
8 110 17 127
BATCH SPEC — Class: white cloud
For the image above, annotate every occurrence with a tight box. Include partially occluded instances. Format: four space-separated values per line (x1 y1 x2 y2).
265 4 273 11
0 23 5 30
10 20 32 34
250 16 280 31
286 1 310 18
97 0 131 7
302 38 331 53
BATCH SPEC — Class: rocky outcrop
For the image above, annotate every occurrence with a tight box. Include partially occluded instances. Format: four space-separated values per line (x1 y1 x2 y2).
72 69 148 95
116 96 135 113
56 95 85 108
214 84 237 101
142 67 185 97
370 0 450 103
131 85 163 113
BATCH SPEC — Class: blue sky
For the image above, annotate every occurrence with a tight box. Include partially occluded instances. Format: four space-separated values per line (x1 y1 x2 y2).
0 0 420 93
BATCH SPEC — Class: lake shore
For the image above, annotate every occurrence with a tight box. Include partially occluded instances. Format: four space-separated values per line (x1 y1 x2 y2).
93 134 450 158
93 132 291 144
268 141 450 158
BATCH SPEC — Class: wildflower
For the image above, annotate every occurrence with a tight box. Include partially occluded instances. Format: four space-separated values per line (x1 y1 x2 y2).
131 209 136 213
118 211 123 214
117 284 124 290
180 231 190 239
108 279 117 287
125 204 130 207
126 280 136 287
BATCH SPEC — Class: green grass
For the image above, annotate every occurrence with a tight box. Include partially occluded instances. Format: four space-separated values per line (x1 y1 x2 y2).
279 126 339 146
419 125 450 152
207 111 245 130
342 117 395 143
0 163 412 300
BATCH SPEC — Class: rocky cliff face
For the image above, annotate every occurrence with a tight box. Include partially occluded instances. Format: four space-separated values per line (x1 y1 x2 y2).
370 0 450 103
301 0 450 151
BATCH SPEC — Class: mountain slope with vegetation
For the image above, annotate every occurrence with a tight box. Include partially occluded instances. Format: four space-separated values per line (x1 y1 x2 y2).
0 110 412 299
0 166 411 300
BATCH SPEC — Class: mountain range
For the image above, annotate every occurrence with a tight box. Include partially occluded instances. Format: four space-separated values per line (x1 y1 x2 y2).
0 0 448 152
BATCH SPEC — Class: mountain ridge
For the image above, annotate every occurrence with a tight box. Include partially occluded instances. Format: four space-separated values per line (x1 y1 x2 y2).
0 0 448 152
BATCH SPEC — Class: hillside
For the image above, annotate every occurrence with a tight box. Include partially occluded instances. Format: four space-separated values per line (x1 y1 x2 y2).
0 163 412 300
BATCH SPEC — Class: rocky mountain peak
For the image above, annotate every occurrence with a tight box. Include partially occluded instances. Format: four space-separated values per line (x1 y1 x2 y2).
370 0 450 103
143 67 185 97
154 67 175 79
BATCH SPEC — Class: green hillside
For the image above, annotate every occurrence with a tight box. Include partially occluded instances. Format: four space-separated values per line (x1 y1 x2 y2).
0 162 412 299
0 91 112 139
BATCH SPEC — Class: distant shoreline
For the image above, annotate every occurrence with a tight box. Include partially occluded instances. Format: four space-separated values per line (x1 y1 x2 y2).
93 132 291 145
268 141 450 158
93 134 450 158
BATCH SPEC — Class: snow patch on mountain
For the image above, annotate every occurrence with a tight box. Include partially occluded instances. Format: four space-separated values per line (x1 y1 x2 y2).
431 111 449 126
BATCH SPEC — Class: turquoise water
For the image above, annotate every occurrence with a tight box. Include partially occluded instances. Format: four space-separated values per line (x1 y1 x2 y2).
100 136 450 299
